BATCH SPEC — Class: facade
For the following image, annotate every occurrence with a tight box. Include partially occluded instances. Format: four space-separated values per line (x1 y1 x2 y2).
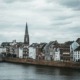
9 40 19 57
29 43 38 59
70 39 80 61
0 47 6 54
53 48 60 61
73 46 80 62
60 48 70 61
44 41 59 61
19 48 23 58
0 46 6 57
36 43 46 60
23 23 29 58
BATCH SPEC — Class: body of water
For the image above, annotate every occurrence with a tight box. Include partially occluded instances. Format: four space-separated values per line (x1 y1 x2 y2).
0 62 80 80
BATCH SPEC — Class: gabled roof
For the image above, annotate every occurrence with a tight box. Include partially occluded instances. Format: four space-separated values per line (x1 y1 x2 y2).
74 46 80 51
29 43 38 48
60 48 70 52
76 38 80 44
64 41 73 46
39 43 47 48
44 40 58 50
1 42 10 47
58 41 73 49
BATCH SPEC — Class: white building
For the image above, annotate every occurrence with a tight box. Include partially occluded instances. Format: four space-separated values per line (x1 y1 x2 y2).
73 46 80 62
53 48 60 61
0 46 6 57
29 43 38 59
70 40 80 61
0 46 6 54
29 47 36 59
70 41 79 53
19 48 23 58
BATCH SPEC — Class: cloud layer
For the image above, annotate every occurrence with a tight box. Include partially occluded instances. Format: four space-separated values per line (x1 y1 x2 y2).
0 0 80 44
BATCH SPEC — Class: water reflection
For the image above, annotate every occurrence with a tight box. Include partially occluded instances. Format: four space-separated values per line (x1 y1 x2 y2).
0 62 80 80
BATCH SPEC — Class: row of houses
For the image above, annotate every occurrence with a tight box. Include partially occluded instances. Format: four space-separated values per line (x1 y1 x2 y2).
0 38 80 62
0 40 23 58
29 38 80 62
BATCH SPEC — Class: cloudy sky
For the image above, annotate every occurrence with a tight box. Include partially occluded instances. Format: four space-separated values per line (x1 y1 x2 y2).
0 0 80 44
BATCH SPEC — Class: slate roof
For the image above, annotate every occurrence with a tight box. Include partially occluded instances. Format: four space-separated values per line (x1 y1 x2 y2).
39 43 47 48
29 43 39 48
60 48 70 52
74 46 80 51
76 38 80 44
44 41 58 50
58 41 73 49
1 42 10 47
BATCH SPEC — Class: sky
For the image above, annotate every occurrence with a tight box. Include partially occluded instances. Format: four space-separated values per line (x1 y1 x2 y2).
0 0 80 44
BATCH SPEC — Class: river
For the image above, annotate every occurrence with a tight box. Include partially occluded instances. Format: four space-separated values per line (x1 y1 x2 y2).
0 62 80 80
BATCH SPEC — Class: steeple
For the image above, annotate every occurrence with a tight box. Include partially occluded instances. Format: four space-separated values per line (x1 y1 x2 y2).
25 23 28 35
24 22 29 45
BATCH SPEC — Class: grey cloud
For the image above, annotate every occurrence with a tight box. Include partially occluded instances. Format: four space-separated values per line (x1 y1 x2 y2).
51 21 71 26
55 16 74 20
47 0 80 10
3 0 33 3
67 26 80 33
60 0 80 10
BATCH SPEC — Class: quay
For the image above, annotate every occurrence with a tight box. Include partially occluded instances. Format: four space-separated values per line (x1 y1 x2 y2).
0 58 3 62
2 58 80 69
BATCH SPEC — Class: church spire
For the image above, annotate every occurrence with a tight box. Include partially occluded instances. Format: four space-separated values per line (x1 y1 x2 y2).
25 23 28 35
24 22 29 45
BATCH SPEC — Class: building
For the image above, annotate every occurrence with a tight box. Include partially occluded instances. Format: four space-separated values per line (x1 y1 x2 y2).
36 43 47 60
44 41 59 61
70 38 80 61
74 46 80 62
23 23 29 58
53 46 61 61
59 41 73 61
60 48 70 61
8 40 19 58
29 43 38 59
0 46 6 57
19 47 23 58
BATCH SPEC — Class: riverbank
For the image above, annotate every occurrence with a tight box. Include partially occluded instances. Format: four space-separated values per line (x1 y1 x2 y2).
0 58 3 62
2 58 80 69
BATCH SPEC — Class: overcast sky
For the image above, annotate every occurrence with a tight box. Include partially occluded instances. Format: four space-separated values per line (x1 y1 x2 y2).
0 0 80 44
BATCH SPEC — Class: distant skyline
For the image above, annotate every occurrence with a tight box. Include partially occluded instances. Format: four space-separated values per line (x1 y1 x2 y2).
0 0 80 44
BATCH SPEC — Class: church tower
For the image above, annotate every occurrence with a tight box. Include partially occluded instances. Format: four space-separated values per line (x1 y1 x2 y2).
24 23 29 45
23 23 29 58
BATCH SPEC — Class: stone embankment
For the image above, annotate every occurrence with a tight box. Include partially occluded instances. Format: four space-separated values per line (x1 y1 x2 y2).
0 58 3 62
3 58 80 69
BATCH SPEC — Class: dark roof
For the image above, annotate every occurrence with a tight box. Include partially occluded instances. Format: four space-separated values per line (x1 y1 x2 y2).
76 38 80 44
75 46 80 51
58 41 73 49
39 43 47 48
1 42 10 46
29 43 38 48
64 41 73 45
60 48 70 52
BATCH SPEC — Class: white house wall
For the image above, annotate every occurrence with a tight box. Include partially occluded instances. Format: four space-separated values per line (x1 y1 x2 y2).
73 51 80 61
0 47 6 54
70 41 79 53
29 47 36 59
70 41 80 61
54 52 60 61
19 48 23 58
